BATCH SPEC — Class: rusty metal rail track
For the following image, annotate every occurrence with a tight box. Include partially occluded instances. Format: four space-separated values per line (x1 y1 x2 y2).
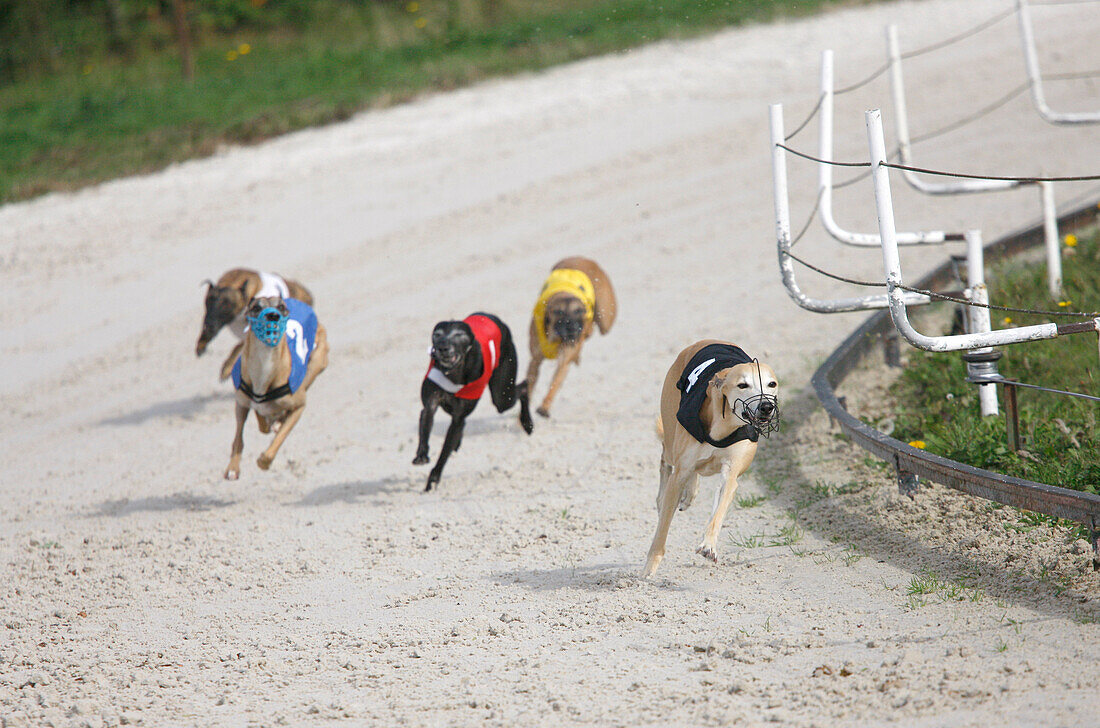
811 200 1100 549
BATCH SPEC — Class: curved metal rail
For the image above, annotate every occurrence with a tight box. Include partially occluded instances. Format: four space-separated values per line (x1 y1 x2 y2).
810 199 1100 555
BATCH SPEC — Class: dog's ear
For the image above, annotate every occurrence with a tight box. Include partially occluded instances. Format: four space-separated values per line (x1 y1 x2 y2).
710 375 726 390
239 280 251 301
200 279 214 291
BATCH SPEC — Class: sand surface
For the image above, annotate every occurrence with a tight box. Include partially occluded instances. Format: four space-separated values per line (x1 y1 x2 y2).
3 0 1100 725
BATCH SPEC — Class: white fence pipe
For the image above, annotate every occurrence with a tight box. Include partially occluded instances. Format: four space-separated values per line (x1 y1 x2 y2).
818 50 951 246
1040 181 1063 298
1017 0 1100 125
865 108 1063 352
886 25 1021 195
771 103 929 313
963 230 1000 417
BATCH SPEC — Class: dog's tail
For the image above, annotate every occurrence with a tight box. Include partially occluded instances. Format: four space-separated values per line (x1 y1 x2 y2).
655 414 664 440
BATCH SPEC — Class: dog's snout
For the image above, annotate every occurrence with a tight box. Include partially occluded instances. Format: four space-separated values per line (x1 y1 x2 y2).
265 311 281 322
759 400 775 415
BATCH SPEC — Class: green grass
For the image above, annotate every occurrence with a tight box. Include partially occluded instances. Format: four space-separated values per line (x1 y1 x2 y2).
0 0 872 202
889 227 1100 495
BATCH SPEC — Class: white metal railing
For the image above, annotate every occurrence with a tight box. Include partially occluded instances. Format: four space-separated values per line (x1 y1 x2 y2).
771 103 930 313
818 49 954 246
1017 0 1100 125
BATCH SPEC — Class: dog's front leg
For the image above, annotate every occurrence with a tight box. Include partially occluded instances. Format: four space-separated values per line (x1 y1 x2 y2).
257 405 305 470
426 417 465 492
413 397 439 466
219 342 244 381
224 402 249 480
537 343 578 417
697 443 753 563
643 464 687 578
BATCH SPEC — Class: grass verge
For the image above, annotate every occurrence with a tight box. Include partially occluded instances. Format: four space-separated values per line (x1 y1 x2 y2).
888 226 1100 495
0 0 871 203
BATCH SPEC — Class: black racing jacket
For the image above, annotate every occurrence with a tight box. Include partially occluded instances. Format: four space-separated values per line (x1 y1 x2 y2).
675 343 760 448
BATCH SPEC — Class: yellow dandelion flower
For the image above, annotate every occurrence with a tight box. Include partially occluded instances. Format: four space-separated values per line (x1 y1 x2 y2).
1058 300 1072 307
1002 317 1012 325
414 16 427 28
1065 234 1078 247
908 440 926 449
238 43 251 55
82 63 92 75
226 50 238 61
407 1 419 11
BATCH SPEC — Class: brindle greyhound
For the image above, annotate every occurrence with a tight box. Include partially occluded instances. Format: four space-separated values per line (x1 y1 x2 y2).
196 268 313 380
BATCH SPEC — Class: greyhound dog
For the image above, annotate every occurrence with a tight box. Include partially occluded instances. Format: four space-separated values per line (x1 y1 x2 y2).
196 268 313 380
224 296 329 479
523 256 616 418
415 312 533 491
643 340 779 578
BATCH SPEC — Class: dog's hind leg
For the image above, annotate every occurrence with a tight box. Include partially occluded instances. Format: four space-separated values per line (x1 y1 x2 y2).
224 402 249 480
696 442 755 563
257 405 305 470
643 464 687 578
678 472 700 512
537 343 578 418
426 417 465 492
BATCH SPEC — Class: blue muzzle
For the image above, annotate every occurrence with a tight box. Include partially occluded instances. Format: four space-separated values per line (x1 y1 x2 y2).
248 307 287 347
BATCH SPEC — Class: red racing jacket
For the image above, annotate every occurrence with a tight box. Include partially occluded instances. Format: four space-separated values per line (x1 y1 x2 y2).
424 313 502 401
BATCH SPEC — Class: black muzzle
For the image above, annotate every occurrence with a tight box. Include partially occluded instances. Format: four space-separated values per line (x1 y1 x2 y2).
734 394 780 438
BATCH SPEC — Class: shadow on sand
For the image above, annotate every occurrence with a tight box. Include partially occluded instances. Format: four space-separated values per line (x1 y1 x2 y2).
98 392 226 427
92 492 235 517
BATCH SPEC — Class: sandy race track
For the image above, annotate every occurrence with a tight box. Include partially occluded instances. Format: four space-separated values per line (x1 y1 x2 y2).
4 0 1100 725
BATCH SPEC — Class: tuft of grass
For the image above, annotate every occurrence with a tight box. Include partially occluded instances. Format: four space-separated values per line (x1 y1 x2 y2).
736 493 767 509
889 227 1100 497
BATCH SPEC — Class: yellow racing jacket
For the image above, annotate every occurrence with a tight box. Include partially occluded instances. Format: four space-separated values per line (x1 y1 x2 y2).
533 268 596 360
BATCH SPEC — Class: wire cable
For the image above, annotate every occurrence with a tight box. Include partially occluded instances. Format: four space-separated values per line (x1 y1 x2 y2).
883 161 1100 183
909 83 1031 144
899 7 1016 61
834 62 891 95
784 92 827 142
782 249 1100 318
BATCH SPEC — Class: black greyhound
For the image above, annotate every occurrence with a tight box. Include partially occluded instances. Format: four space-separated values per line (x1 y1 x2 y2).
414 312 534 491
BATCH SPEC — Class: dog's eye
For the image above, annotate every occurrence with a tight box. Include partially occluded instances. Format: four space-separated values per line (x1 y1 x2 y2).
768 382 777 388
737 382 750 389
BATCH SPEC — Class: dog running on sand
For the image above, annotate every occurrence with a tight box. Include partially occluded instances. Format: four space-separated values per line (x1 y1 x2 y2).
224 296 329 480
196 268 313 380
415 312 533 491
643 340 779 578
523 256 616 418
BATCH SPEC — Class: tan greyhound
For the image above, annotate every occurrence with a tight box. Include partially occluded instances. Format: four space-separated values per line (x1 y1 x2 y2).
224 296 329 480
643 340 779 578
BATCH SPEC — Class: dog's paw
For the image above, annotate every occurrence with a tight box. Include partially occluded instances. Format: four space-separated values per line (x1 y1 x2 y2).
519 412 534 435
536 406 551 418
256 453 273 470
695 544 719 564
412 453 429 465
424 473 440 492
224 467 239 481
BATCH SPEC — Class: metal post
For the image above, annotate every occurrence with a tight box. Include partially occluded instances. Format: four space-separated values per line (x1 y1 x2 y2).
1016 0 1100 125
1040 181 1063 298
886 25 1020 194
819 49 952 245
865 108 1062 352
963 230 1000 417
1004 381 1021 451
769 104 929 313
